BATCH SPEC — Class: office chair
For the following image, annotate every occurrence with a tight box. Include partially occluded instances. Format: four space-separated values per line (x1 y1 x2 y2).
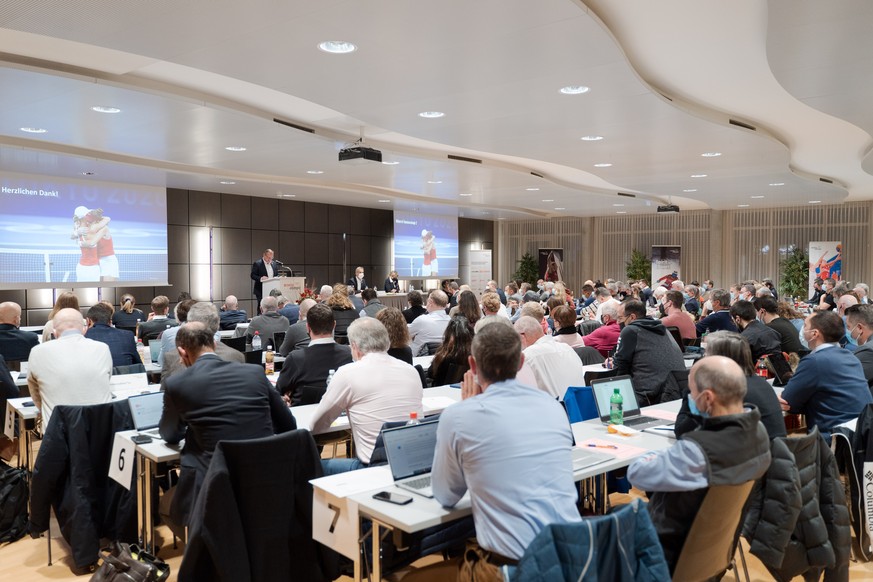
583 368 618 386
425 342 442 355
573 345 605 365
112 363 147 375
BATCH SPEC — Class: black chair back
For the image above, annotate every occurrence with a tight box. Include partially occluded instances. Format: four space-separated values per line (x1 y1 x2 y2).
577 320 602 336
273 331 286 350
573 346 605 365
299 385 326 406
244 349 263 366
425 342 442 355
112 363 147 375
221 336 246 353
583 368 618 386
665 326 685 351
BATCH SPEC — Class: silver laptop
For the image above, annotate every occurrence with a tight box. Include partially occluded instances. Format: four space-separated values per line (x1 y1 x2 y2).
148 342 161 363
382 421 439 498
127 391 165 438
590 375 669 430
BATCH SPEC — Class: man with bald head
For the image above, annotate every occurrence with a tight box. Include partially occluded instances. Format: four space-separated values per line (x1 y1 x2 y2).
409 290 451 356
219 294 247 331
0 301 39 363
27 307 112 427
628 356 771 572
244 296 290 347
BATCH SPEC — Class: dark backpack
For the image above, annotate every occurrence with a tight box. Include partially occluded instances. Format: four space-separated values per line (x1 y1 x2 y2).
0 460 28 543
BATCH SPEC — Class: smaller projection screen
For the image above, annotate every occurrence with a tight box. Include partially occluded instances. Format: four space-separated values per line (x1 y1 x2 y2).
0 172 168 289
393 211 458 279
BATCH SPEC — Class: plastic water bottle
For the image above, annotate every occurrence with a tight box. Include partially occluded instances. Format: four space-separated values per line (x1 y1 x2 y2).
609 388 624 425
406 411 420 426
264 346 274 375
326 369 335 389
251 331 262 350
136 339 148 364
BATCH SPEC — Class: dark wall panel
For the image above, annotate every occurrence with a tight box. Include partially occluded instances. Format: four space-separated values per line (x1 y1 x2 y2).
371 209 393 237
306 233 329 265
252 197 279 230
328 233 345 267
349 208 371 236
349 235 371 267
221 228 253 264
279 199 305 232
278 231 306 271
167 188 189 226
167 225 190 265
221 193 251 229
188 191 221 227
304 202 329 233
329 205 350 234
251 230 278 262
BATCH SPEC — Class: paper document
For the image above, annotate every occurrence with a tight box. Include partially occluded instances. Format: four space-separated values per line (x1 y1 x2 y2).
423 397 457 412
578 438 649 461
644 409 678 422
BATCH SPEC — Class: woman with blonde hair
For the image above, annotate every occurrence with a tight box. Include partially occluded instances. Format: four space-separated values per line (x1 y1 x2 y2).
112 293 146 329
42 291 81 342
327 283 359 342
376 307 413 364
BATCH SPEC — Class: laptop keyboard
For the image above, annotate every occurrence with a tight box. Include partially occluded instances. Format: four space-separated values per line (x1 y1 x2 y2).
403 475 432 490
623 416 659 427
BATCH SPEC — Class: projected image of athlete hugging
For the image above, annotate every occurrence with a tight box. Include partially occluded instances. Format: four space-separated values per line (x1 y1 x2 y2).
72 206 118 282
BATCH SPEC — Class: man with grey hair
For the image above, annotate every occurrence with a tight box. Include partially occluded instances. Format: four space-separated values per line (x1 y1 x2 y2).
581 300 621 357
311 317 422 474
409 289 451 356
318 284 333 303
628 356 771 572
515 315 585 399
277 295 300 325
695 289 738 336
244 295 290 347
846 304 873 386
219 294 247 331
594 285 620 322
279 298 316 356
162 302 244 383
854 283 869 304
27 308 113 427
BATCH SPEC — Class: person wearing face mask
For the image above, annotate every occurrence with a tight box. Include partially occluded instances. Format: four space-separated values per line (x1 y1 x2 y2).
579 301 621 357
347 266 368 294
695 289 738 337
818 278 837 311
728 300 782 362
628 356 771 573
660 290 697 340
683 284 701 319
837 293 860 350
845 305 873 389
779 310 872 439
754 296 805 354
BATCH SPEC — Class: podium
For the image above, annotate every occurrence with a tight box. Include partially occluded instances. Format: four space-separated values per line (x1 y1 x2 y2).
263 276 306 302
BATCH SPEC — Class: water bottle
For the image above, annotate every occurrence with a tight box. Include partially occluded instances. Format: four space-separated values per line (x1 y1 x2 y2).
252 331 262 350
136 339 148 364
756 358 769 378
609 388 624 425
326 369 335 389
406 411 420 426
264 345 275 375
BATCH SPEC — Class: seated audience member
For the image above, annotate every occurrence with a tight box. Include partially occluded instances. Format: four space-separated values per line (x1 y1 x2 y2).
818 278 837 311
137 295 179 342
779 310 873 438
156 299 197 367
846 305 873 389
504 282 522 305
27 308 113 427
429 316 473 386
279 298 316 356
581 301 621 357
218 294 247 330
594 285 620 322
276 304 353 405
551 305 584 348
807 278 824 305
318 284 333 303
675 332 786 439
376 307 413 364
41 291 80 343
326 283 360 342
854 283 869 305
85 302 139 367
512 290 543 323
695 289 738 337
311 318 422 474
545 295 566 332
646 285 668 318
427 322 582 574
402 290 428 324
515 315 584 399
683 284 701 318
659 290 697 340
0 301 39 362
359 288 386 318
384 271 400 293
245 296 290 347
628 356 770 572
451 290 482 328
277 295 299 325
481 292 508 320
161 302 245 384
755 296 805 354
159 322 297 530
611 299 686 406
487 280 507 305
0 354 18 440
347 266 368 293
729 300 782 362
112 293 146 329
520 301 549 335
778 301 807 338
409 290 451 356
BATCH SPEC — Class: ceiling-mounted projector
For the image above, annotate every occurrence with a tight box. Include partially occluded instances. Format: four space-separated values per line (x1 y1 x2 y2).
657 204 680 213
338 146 382 163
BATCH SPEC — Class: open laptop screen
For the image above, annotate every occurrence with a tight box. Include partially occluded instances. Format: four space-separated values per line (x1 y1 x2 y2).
382 421 439 481
590 375 640 421
127 391 164 431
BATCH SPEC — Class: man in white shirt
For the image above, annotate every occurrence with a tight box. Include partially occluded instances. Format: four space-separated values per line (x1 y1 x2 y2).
311 317 422 474
28 308 113 427
409 290 451 356
514 316 585 399
593 286 620 322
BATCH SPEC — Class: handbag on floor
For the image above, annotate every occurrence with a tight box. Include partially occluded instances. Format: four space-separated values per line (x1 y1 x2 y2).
90 541 170 582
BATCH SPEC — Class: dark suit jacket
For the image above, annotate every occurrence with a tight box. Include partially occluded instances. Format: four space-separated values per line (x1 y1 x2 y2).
278 303 300 325
384 277 400 293
402 305 428 324
219 309 247 331
251 258 280 300
160 354 296 526
854 343 873 389
0 354 19 424
0 323 39 362
161 342 245 387
279 320 311 356
85 323 139 367
276 342 353 405
137 317 179 342
347 277 368 293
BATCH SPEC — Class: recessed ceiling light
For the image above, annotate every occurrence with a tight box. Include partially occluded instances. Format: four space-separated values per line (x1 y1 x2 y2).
594 163 613 168
318 41 357 54
225 146 246 152
682 189 698 193
427 180 442 184
459 193 473 197
690 174 707 178
616 211 627 214
418 111 445 118
306 170 324 175
525 187 540 191
377 199 391 203
280 193 296 198
91 106 121 114
554 207 566 211
481 212 491 215
20 127 46 134
497 217 506 220
701 152 722 157
769 182 785 186
559 86 590 95
81 171 95 176
738 204 750 208
382 161 399 165
809 200 822 204
750 195 765 199
219 180 236 185
580 135 604 141
542 199 554 202
613 203 624 207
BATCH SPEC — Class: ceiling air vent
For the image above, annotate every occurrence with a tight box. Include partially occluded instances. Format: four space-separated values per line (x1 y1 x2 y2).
273 118 315 134
447 154 482 164
729 119 756 132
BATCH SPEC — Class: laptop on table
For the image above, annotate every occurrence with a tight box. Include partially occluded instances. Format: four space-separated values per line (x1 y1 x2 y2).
382 421 440 498
127 391 165 438
590 375 669 430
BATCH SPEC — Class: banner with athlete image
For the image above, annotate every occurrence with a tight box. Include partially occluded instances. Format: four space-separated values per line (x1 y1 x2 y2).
651 246 681 288
808 241 842 297
538 248 564 283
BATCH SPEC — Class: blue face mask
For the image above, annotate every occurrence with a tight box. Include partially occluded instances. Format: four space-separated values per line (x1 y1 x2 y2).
730 292 736 303
682 292 690 300
688 393 709 418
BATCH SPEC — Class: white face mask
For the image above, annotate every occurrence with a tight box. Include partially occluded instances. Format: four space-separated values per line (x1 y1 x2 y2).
357 273 364 280
799 328 810 349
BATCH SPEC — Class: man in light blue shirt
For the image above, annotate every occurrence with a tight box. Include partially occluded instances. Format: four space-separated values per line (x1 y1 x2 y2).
431 321 581 564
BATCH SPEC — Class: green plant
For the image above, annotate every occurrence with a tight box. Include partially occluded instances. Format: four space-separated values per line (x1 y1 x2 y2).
512 252 539 286
779 246 809 300
625 249 651 282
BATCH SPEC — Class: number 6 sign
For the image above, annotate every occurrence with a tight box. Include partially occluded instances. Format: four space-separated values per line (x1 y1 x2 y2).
108 433 135 490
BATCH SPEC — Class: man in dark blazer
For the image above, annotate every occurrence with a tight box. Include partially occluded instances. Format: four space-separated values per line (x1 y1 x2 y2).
84 302 139 367
276 304 353 405
159 322 296 530
0 301 39 363
384 271 400 293
279 299 315 356
347 266 368 294
161 302 244 386
136 295 179 342
695 289 739 337
250 248 280 304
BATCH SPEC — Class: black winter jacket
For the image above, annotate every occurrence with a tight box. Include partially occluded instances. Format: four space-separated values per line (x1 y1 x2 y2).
831 403 873 561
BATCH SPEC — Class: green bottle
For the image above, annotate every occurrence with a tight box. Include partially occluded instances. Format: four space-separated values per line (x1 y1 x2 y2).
609 388 624 425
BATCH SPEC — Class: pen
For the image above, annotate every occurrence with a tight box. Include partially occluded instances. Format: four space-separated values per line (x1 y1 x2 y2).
650 427 674 431
587 444 619 449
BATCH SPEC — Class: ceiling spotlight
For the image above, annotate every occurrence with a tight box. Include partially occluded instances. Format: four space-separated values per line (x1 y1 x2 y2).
554 207 566 211
382 161 399 165
809 200 822 204
418 111 445 118
497 217 506 220
525 187 540 191
219 180 236 185
225 146 246 152
701 152 722 157
690 174 707 178
613 203 624 207
542 199 554 202
306 170 324 174
318 41 357 54
279 193 296 198
769 182 785 186
427 180 442 184
750 195 765 199
459 193 473 197
580 135 603 141
377 199 391 203
560 86 590 95
81 171 95 176
682 189 698 193
91 106 121 114
616 211 627 214
738 204 750 208
20 127 46 133
594 163 613 168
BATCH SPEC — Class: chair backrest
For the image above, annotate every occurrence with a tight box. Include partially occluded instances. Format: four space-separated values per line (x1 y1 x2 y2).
577 320 601 336
115 326 137 335
221 336 246 353
665 326 684 351
244 349 263 366
299 385 326 406
573 345 605 365
112 363 147 375
413 364 429 389
425 341 442 355
563 386 598 423
583 368 618 386
683 336 701 348
672 481 755 581
334 334 349 345
273 331 286 350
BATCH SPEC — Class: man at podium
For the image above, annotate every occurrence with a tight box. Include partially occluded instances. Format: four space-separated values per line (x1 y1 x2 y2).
251 248 280 304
